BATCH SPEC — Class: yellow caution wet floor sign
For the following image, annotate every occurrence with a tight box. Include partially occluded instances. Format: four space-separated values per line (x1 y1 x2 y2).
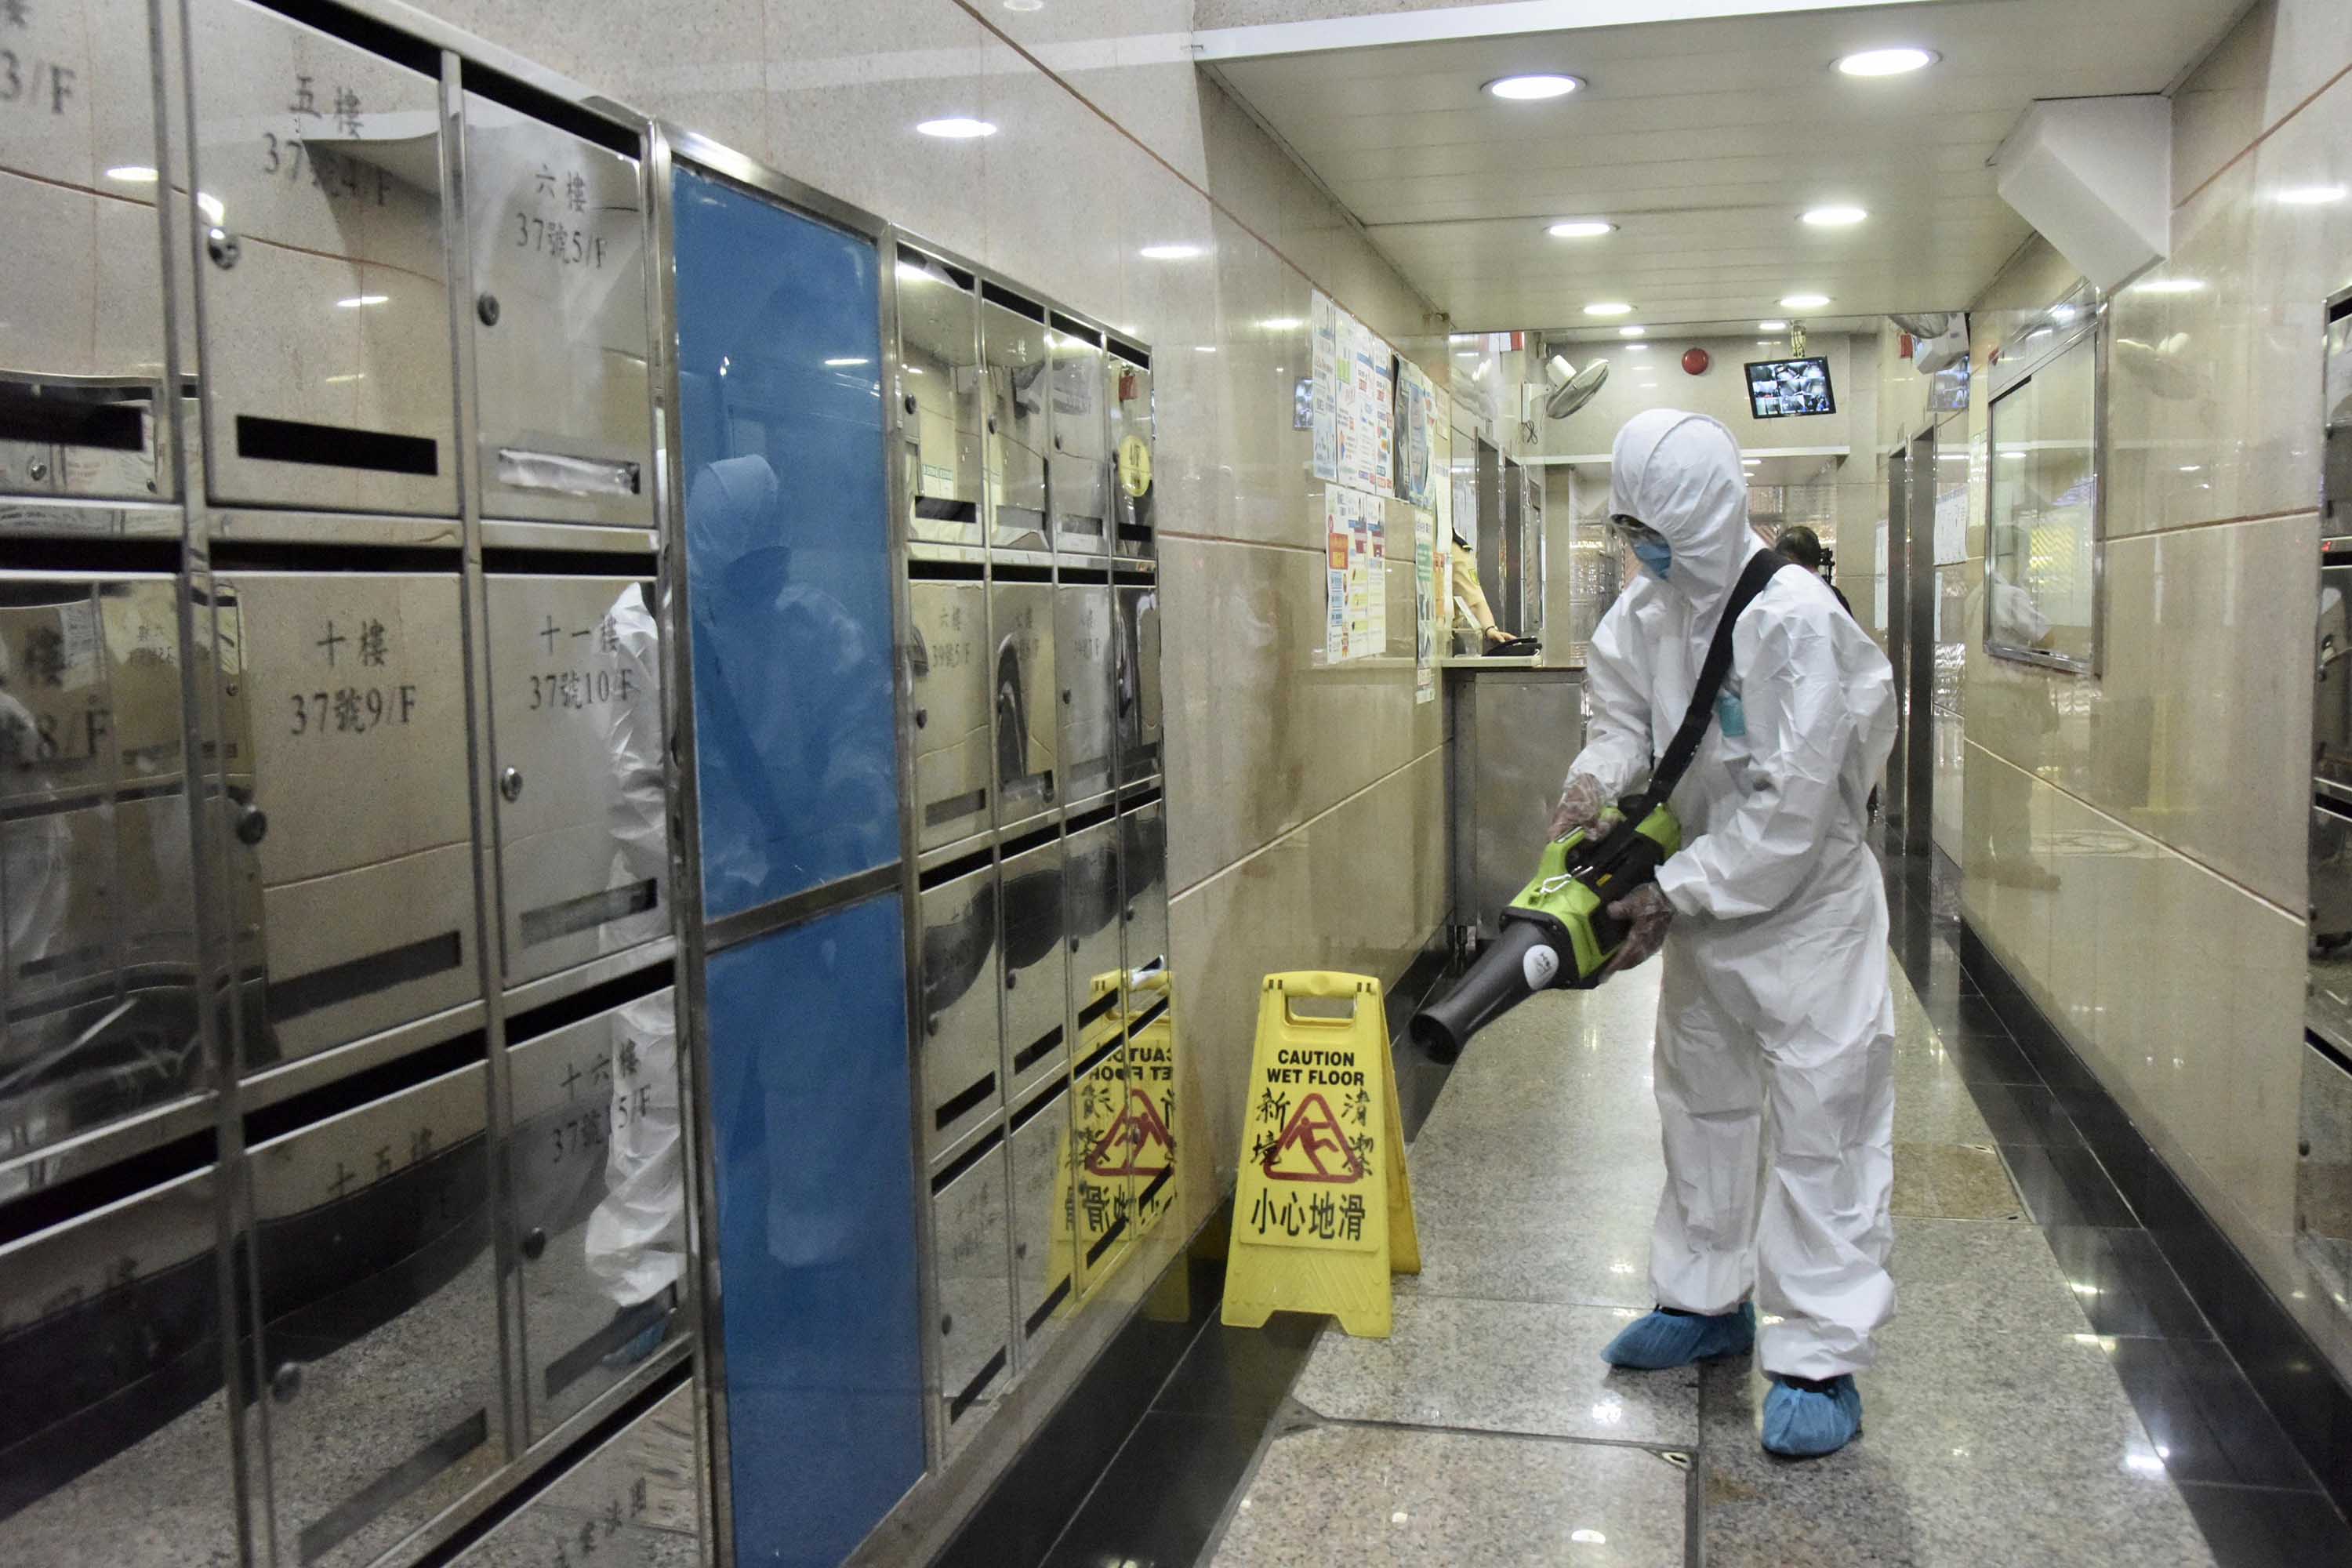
1221 972 1418 1338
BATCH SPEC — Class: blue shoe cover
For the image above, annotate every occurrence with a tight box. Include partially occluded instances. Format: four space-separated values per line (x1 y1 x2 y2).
1600 1303 1755 1370
1761 1374 1863 1457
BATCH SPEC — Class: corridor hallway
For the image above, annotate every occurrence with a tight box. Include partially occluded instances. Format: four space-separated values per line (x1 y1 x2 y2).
989 856 2352 1568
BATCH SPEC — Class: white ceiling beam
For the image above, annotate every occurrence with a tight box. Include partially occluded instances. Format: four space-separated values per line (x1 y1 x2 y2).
1191 0 1941 63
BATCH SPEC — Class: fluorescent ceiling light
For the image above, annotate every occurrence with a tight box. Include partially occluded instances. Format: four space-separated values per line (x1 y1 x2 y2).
1623 343 1649 351
2278 184 2347 205
1485 74 1581 101
1780 293 1831 310
823 358 869 367
1584 301 1634 317
1801 205 1867 227
336 294 388 307
1618 325 1646 338
1759 319 1788 331
1004 0 1044 9
916 118 996 139
1194 344 1217 353
1261 317 1303 331
105 165 158 183
1138 243 1202 260
1835 47 1936 77
1546 219 1614 238
2129 278 2204 294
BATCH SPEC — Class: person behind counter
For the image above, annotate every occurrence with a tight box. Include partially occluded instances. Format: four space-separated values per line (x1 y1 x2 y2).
1450 529 1537 656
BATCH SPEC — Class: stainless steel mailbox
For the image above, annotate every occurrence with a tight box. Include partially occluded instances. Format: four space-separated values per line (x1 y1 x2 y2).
0 0 172 502
982 296 1049 552
246 1060 503 1568
931 1142 1011 1454
189 0 458 515
918 861 1000 1156
999 836 1065 1100
1120 801 1168 1011
1114 578 1162 786
1055 578 1114 807
0 579 206 1163
991 578 1055 830
0 1165 240 1566
1008 1085 1073 1367
1069 1044 1131 1289
1109 354 1154 559
486 576 666 987
507 989 684 1442
896 252 982 550
1063 817 1121 1040
445 1380 703 1567
1047 322 1107 557
905 578 990 851
220 572 478 1071
464 93 653 529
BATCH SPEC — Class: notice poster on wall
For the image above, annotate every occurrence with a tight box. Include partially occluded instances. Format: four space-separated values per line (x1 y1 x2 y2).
1414 505 1436 702
1323 488 1388 662
1311 289 1395 495
1398 361 1438 510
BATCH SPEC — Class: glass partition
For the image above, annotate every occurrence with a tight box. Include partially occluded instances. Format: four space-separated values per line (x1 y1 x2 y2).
1986 325 2100 672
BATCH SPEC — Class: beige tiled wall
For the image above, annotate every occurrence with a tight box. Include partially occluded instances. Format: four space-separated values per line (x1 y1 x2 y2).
1958 0 2352 1379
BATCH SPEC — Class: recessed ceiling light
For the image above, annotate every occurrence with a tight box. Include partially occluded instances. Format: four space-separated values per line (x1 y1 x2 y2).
823 358 869 367
1801 205 1867 227
1584 301 1634 317
1194 345 1217 353
1139 244 1203 260
2128 278 2204 294
1623 343 1650 351
1835 47 1937 77
1619 325 1646 337
1546 219 1615 238
104 165 158 183
1759 319 1788 331
2278 184 2348 205
916 118 996 140
1261 317 1303 331
336 294 388 308
1004 0 1044 9
1485 74 1582 101
1780 293 1831 310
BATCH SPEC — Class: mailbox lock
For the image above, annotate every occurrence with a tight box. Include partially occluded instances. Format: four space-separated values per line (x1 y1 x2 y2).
27 459 49 482
925 1013 940 1037
913 707 928 730
500 767 524 803
234 803 270 846
205 227 240 270
904 394 917 416
1125 904 1136 924
1069 935 1080 953
986 416 997 435
521 1227 547 1261
477 292 501 327
1061 688 1073 706
940 1313 953 1336
1054 434 1064 452
1005 971 1018 991
270 1362 302 1403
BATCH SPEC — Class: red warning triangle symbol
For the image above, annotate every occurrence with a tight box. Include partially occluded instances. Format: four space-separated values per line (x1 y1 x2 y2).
1086 1088 1175 1178
1262 1092 1364 1183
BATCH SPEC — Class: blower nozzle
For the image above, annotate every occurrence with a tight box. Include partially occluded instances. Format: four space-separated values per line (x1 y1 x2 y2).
1408 919 1564 1064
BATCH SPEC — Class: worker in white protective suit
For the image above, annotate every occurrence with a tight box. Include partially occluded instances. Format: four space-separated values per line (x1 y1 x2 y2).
1554 409 1897 1458
582 580 685 1367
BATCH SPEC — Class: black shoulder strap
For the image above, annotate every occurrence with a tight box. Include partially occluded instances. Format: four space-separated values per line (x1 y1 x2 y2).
1628 550 1794 818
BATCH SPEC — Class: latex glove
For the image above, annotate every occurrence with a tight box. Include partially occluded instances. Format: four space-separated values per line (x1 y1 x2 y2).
1601 883 1673 975
1549 773 1613 842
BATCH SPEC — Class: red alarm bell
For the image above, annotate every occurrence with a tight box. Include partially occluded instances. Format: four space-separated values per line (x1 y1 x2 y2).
1682 347 1711 376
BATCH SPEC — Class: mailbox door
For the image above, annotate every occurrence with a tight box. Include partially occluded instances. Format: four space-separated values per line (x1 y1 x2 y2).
247 1061 504 1568
1062 817 1121 1042
1113 579 1162 786
982 299 1048 553
189 0 459 516
904 579 990 851
464 93 654 529
1007 1085 1074 1369
917 861 1000 1157
0 0 172 502
1120 800 1168 1011
485 575 667 987
896 255 982 550
989 579 1055 832
220 572 477 1070
445 1381 704 1566
507 989 684 1442
931 1142 1011 1457
1054 579 1114 807
1109 358 1155 560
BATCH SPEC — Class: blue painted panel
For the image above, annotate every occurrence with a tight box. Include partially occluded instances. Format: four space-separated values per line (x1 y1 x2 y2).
706 895 923 1566
672 168 899 919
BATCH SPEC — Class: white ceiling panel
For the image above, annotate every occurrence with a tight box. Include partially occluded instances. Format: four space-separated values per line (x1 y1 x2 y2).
1210 0 2241 329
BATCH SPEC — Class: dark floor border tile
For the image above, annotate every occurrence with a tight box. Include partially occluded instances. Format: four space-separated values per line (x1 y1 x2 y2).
1958 919 2352 1523
2174 1482 2352 1568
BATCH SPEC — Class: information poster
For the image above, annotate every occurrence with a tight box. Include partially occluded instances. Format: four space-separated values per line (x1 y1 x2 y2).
1397 361 1438 510
1414 506 1436 702
1324 488 1388 662
1311 289 1395 495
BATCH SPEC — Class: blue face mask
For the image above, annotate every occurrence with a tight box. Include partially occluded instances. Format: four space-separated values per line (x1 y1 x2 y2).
1632 535 1673 580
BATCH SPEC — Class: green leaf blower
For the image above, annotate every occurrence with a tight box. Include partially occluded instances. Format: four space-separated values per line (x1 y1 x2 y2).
1408 803 1679 1063
1408 549 1797 1065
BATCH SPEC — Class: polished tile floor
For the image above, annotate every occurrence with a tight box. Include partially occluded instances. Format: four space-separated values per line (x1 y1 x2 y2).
1016 858 2352 1567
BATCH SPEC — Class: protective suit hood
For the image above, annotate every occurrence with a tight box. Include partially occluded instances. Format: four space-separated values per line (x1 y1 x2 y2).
1610 410 1763 616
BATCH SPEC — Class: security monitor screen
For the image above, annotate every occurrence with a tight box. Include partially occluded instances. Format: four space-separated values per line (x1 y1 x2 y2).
1745 357 1837 419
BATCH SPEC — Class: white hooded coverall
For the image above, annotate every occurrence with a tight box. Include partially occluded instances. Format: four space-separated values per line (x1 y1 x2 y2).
1567 410 1899 1379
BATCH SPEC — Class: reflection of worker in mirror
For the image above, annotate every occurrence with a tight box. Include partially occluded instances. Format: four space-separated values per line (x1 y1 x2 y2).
1967 526 2061 890
584 580 684 1365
